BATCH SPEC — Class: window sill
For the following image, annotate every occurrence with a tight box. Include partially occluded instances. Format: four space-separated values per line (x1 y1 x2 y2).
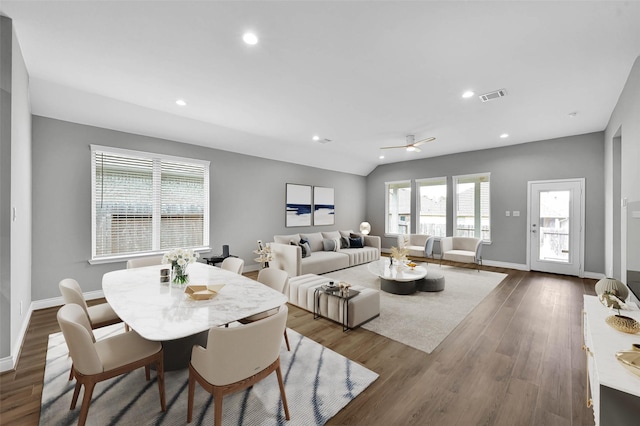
88 247 212 265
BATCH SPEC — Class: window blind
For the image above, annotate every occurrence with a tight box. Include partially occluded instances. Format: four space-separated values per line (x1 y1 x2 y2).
91 146 209 260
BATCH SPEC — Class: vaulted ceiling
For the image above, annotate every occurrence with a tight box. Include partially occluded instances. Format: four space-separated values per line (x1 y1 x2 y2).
2 1 640 175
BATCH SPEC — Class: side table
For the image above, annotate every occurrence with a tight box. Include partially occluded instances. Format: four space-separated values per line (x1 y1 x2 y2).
313 285 360 332
203 254 236 266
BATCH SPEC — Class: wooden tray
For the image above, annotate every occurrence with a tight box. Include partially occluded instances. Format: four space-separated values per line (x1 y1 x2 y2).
185 284 225 300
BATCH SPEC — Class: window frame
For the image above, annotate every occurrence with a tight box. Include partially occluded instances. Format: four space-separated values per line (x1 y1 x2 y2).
384 180 412 236
90 145 210 264
452 172 491 242
416 176 447 237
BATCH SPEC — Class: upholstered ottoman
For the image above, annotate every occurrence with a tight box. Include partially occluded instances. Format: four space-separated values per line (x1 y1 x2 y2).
416 270 445 292
288 274 380 329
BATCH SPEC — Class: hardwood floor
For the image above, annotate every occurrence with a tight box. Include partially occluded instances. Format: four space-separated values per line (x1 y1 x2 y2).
0 262 597 425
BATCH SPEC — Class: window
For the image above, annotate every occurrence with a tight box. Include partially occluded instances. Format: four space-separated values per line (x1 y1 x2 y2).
453 173 490 241
416 177 447 237
385 180 411 235
91 145 209 261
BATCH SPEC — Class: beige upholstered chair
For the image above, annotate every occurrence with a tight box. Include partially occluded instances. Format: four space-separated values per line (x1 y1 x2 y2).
187 305 290 425
57 304 166 426
240 267 291 351
126 255 164 269
59 278 122 329
440 236 483 270
220 257 244 274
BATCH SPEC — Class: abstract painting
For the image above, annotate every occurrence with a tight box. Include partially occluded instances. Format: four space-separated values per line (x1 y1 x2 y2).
286 183 312 227
314 186 335 225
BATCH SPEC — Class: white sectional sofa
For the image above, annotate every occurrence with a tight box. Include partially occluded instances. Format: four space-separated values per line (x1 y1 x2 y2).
270 230 381 277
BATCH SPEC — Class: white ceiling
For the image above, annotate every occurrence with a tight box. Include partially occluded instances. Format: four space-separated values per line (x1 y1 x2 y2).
2 1 640 176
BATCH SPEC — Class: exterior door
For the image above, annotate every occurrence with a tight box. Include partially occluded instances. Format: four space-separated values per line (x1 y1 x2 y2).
528 179 584 276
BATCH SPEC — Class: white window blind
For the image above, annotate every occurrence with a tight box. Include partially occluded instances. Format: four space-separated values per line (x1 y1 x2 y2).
453 173 490 241
385 180 411 235
91 145 209 261
417 177 447 237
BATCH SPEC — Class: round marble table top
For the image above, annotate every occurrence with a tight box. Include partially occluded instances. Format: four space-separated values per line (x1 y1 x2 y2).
367 259 427 282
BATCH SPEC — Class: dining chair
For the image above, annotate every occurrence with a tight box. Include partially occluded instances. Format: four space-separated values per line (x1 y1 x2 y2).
59 278 122 329
57 304 166 426
126 255 164 269
187 305 290 425
239 268 291 351
220 257 244 274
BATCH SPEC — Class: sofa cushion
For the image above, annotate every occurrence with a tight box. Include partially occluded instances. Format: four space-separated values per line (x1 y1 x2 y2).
339 230 355 239
443 249 476 263
301 251 350 275
321 231 341 240
274 233 301 245
340 246 379 266
300 232 324 252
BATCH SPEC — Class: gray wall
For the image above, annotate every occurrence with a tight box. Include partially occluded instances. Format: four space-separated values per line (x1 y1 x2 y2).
366 132 605 273
31 116 367 300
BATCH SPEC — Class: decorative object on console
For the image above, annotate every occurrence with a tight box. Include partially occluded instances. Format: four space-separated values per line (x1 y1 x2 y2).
615 351 640 378
605 314 640 334
313 186 335 226
162 248 199 287
253 240 271 268
285 183 312 227
595 276 629 300
359 221 371 235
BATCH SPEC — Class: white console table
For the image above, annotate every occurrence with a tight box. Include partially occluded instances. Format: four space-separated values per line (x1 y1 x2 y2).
583 295 640 425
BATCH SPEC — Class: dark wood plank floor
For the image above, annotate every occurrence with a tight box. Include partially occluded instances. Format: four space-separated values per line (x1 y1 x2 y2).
0 261 597 425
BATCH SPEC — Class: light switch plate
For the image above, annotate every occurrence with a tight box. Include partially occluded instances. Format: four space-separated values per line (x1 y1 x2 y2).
513 211 520 217
505 211 510 217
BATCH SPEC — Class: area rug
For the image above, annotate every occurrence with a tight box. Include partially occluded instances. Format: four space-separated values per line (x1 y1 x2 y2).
325 263 507 353
40 325 378 426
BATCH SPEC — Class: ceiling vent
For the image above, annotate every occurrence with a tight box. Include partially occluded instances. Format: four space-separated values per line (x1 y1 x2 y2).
318 138 332 144
479 89 507 102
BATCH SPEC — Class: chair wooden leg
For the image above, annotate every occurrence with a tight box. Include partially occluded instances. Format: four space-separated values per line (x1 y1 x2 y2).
156 355 166 411
68 364 74 381
145 365 151 381
70 380 82 409
213 388 224 426
276 363 290 420
125 323 130 332
187 366 195 423
78 381 96 426
284 329 290 351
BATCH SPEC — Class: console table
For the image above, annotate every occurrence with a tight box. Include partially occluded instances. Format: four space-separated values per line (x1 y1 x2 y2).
583 295 640 425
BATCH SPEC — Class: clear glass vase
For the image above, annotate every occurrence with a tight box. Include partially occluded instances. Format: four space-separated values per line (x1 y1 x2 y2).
171 264 189 287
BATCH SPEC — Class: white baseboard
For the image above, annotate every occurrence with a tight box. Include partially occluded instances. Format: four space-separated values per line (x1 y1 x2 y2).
481 260 529 271
584 271 605 280
0 303 34 373
32 290 105 311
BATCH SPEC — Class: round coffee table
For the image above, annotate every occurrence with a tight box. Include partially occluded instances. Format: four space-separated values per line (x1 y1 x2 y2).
367 259 427 295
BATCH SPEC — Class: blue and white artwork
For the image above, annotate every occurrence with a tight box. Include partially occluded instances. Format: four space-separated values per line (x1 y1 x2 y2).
314 186 335 226
286 184 312 227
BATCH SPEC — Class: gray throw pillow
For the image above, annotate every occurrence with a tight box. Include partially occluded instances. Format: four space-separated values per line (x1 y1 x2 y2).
299 240 312 258
322 238 337 252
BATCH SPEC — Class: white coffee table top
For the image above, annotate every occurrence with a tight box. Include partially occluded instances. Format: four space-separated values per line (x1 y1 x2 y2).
367 259 427 282
102 263 287 341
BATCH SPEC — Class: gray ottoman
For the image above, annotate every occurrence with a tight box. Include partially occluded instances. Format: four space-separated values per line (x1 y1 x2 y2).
416 270 445 292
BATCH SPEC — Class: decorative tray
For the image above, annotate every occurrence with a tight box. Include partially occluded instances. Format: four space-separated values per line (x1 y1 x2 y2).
615 350 640 378
185 284 225 300
321 284 340 292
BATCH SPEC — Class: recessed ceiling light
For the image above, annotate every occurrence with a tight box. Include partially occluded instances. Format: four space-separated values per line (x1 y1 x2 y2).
500 133 509 139
243 32 258 45
312 135 320 141
462 91 475 99
176 99 187 106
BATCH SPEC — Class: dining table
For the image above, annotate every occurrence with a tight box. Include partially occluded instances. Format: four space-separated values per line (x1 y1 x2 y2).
102 262 288 369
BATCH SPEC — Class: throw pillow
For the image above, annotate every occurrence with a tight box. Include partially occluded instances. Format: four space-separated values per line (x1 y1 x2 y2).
340 236 350 249
322 238 337 252
299 239 311 258
349 236 364 248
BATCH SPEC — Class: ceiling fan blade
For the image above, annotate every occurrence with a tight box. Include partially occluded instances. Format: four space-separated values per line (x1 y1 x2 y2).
413 137 436 147
412 146 422 153
381 145 409 149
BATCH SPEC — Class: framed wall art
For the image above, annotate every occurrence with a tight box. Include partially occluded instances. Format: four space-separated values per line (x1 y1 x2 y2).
313 186 335 226
285 183 312 227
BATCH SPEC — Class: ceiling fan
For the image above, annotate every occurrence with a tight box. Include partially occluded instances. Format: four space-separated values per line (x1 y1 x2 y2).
380 135 436 152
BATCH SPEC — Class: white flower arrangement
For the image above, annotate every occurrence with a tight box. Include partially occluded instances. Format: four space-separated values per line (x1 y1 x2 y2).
162 248 199 285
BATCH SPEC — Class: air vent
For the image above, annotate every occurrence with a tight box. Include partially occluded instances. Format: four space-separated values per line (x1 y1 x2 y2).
318 138 332 144
479 89 507 102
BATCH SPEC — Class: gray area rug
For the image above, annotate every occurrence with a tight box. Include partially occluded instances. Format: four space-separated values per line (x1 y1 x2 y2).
325 263 507 353
40 325 378 426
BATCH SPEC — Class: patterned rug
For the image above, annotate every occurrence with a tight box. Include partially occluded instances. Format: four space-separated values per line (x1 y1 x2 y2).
40 325 378 426
325 263 507 353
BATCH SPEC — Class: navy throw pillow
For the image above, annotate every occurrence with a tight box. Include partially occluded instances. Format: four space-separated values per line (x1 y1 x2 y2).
349 236 364 248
